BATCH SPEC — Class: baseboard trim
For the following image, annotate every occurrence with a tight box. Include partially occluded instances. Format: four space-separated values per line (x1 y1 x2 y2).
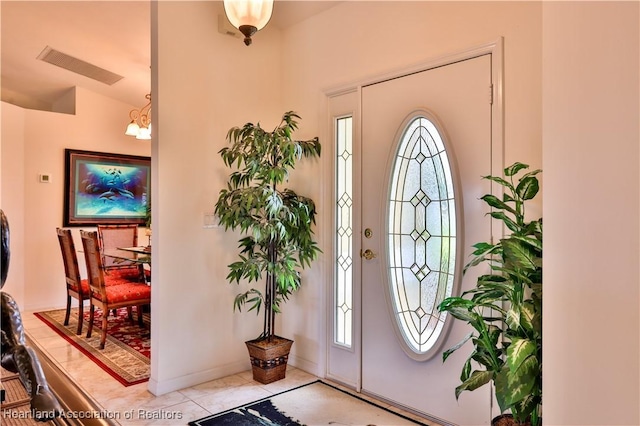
147 359 248 396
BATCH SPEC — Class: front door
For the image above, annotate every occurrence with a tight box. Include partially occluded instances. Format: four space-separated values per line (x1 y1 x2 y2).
360 54 494 425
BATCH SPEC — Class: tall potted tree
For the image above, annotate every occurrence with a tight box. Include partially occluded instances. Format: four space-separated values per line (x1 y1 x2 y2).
438 162 542 426
214 111 321 384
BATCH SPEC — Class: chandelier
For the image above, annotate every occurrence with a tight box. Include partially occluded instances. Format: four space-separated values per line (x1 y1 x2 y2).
125 93 151 140
223 0 274 46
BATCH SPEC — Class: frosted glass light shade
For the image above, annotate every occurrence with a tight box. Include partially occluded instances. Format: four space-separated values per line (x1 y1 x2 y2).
136 126 151 140
223 0 273 31
125 121 140 136
125 93 152 139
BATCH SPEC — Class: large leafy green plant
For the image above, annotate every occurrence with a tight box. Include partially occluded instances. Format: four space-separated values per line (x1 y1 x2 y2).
438 162 542 425
214 111 321 342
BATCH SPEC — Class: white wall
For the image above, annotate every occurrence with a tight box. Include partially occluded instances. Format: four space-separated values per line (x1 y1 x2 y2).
282 0 542 169
8 2 638 424
149 0 284 394
154 2 640 423
149 0 543 407
542 2 639 425
0 88 150 311
278 0 542 379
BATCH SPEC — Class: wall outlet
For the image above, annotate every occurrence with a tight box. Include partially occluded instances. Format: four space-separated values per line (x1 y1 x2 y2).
39 173 51 183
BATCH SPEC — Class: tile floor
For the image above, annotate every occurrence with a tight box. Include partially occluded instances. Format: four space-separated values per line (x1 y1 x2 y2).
22 311 438 426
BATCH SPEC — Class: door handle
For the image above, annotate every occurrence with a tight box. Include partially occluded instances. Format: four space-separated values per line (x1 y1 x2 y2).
360 249 377 260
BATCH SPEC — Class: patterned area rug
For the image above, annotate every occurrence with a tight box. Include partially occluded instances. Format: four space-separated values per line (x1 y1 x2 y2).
33 307 149 386
189 380 430 426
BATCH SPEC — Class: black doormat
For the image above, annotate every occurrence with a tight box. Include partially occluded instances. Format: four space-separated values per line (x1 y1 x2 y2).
189 380 430 426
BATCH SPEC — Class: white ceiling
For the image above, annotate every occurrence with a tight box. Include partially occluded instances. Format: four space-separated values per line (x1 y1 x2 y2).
1 1 339 112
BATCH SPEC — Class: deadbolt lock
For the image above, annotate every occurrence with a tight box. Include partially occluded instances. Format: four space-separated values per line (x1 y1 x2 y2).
364 228 373 238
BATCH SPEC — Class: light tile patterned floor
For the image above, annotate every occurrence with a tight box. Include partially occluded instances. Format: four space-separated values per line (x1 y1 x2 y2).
22 310 438 426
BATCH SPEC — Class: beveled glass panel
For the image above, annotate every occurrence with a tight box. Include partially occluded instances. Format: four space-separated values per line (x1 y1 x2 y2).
387 114 457 357
335 117 353 347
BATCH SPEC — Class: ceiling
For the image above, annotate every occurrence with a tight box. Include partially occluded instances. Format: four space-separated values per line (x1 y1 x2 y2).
1 1 339 113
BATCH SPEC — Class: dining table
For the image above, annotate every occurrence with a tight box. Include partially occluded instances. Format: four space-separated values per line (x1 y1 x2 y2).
103 246 151 283
105 245 150 261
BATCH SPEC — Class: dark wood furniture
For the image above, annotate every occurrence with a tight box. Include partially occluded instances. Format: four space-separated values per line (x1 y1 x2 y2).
97 224 149 282
79 230 151 349
56 228 89 335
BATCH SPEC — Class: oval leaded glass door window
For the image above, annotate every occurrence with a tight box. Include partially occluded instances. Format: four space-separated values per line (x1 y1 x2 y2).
386 110 462 361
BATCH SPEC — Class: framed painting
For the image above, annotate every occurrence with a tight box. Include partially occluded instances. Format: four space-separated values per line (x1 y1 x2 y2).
64 149 150 226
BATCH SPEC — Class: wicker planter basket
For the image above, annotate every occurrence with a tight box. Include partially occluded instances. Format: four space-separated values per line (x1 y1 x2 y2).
245 336 293 384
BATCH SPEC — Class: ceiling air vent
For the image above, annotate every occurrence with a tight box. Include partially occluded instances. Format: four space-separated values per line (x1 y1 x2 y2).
37 46 123 86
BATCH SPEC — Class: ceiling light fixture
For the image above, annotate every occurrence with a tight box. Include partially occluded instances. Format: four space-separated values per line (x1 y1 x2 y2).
125 94 151 140
223 0 274 46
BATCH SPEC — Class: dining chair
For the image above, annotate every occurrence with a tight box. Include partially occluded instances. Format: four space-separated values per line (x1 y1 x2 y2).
56 228 90 335
96 223 152 285
56 228 147 335
79 230 151 349
96 224 139 272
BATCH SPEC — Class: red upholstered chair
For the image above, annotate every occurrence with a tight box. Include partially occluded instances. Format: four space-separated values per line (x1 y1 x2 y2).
56 228 143 334
56 228 89 335
97 224 140 273
97 224 149 283
79 230 151 349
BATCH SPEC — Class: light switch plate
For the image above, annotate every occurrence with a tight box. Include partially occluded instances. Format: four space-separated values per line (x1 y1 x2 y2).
203 211 218 228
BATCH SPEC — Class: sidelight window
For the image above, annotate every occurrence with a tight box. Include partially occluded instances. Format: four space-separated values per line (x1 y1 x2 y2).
335 116 353 347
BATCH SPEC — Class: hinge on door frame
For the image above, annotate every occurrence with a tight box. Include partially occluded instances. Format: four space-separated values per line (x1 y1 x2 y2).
489 84 494 105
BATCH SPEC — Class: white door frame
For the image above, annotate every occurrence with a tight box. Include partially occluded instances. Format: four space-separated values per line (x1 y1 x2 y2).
322 37 504 417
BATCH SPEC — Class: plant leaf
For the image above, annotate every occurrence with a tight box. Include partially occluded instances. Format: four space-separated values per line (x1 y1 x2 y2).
480 194 516 215
454 370 493 400
502 238 537 271
442 331 473 362
504 352 538 407
489 211 519 233
504 162 529 177
506 337 535 371
516 175 539 200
